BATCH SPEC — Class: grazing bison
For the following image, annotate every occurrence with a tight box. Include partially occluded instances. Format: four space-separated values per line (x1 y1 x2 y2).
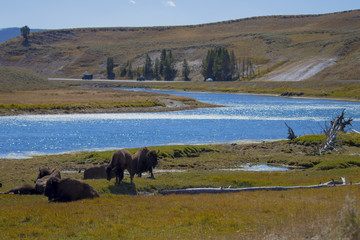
83 165 116 179
106 149 133 184
0 182 2 188
2 183 38 195
45 177 99 202
132 147 159 179
35 168 61 194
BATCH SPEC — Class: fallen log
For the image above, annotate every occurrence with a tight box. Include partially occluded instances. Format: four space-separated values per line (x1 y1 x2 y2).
160 181 356 195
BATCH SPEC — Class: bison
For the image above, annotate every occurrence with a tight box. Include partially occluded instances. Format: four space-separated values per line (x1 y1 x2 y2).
106 149 133 184
2 183 38 195
132 147 159 179
45 177 99 202
35 168 61 194
83 165 116 179
36 168 61 180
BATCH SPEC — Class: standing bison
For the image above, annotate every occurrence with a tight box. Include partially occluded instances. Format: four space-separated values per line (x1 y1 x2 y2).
106 149 133 184
83 165 116 179
132 147 159 179
35 168 61 194
45 177 99 202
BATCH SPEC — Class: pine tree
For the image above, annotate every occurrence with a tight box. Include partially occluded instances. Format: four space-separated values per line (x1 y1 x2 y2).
154 58 160 80
20 25 30 46
127 63 133 79
182 59 190 81
106 57 115 79
143 53 153 79
159 49 167 77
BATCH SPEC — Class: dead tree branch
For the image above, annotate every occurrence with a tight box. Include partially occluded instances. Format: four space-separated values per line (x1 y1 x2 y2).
319 109 353 155
285 122 297 140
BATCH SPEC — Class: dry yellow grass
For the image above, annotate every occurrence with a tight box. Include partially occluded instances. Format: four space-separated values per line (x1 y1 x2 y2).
0 88 215 115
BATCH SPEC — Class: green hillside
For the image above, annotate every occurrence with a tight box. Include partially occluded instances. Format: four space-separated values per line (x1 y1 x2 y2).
0 67 61 92
0 10 359 83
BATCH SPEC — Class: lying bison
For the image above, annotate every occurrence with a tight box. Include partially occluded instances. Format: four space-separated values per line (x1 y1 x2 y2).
2 183 38 195
106 149 133 184
83 165 116 179
45 177 99 202
132 147 159 179
35 168 61 194
36 168 60 180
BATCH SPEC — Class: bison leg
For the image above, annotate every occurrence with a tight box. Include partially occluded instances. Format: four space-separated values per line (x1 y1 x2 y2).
115 170 125 185
147 167 155 179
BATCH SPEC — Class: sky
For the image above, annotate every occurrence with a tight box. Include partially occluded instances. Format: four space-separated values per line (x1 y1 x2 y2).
1 0 359 29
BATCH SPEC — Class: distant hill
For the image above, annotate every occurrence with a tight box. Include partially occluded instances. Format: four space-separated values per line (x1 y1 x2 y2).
0 66 61 92
0 10 359 82
0 28 45 43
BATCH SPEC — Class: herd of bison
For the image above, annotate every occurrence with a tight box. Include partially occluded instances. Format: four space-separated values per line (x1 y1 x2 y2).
0 147 158 202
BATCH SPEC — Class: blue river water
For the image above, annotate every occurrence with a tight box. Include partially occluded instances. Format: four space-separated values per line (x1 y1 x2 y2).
0 89 359 159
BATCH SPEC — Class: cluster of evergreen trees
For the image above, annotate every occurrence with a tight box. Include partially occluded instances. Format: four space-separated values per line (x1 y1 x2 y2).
201 47 237 81
201 47 258 81
107 46 257 81
143 49 177 80
117 49 189 81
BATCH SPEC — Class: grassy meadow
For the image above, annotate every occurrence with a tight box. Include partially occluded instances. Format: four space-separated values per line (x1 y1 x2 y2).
1 134 360 239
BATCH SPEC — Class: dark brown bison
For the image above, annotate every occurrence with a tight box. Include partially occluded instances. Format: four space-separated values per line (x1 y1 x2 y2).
2 183 38 195
36 168 61 180
0 182 2 188
45 177 99 202
106 149 133 184
83 165 116 179
132 147 159 179
35 168 61 194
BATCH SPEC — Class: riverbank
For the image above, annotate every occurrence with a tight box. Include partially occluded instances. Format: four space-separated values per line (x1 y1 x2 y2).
1 135 360 239
0 88 217 116
72 78 360 102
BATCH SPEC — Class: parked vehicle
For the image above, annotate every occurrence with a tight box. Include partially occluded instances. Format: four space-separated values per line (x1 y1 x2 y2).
205 78 213 82
137 76 145 81
82 74 93 80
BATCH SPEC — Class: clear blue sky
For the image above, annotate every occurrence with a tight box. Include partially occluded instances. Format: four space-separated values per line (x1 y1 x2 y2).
1 0 359 29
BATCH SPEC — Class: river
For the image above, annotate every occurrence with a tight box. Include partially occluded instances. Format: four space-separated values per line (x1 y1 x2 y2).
0 89 359 159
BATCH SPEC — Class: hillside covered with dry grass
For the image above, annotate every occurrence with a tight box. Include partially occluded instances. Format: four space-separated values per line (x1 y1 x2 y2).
0 10 360 83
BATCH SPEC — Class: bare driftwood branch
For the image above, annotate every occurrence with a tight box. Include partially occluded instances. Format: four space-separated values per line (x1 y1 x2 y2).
319 109 353 155
285 122 297 140
160 178 352 195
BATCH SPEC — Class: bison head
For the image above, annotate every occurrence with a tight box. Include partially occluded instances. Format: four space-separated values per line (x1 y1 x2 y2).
44 176 60 200
36 168 53 180
106 166 113 181
148 150 159 168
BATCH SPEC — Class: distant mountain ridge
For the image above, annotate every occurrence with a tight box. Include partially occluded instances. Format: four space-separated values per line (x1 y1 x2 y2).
0 28 45 43
0 10 359 82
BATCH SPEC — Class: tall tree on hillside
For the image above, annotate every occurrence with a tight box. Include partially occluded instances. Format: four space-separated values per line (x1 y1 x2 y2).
163 50 176 81
127 63 133 79
154 58 160 80
20 25 30 46
143 53 153 79
182 58 190 81
159 49 167 77
106 57 115 79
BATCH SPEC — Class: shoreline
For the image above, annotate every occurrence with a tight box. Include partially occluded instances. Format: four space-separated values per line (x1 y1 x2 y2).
0 139 286 160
